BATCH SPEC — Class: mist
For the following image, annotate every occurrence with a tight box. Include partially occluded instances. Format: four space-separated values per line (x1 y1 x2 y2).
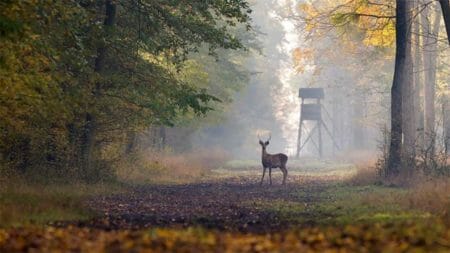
185 0 389 163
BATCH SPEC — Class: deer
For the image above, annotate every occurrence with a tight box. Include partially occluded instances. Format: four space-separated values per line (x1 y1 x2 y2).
258 134 288 185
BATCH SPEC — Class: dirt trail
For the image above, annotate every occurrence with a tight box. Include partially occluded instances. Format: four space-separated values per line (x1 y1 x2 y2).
3 174 450 252
80 175 335 233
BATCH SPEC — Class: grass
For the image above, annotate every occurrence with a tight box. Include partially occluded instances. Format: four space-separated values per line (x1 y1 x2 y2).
2 157 450 230
314 184 429 224
0 179 126 227
208 159 450 227
4 158 450 252
223 158 357 178
241 182 432 227
115 148 229 184
251 163 450 227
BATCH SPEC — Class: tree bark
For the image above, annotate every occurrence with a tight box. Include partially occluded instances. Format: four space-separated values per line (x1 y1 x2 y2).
437 1 450 152
402 0 415 170
95 0 117 73
81 0 117 174
387 0 408 177
444 98 450 153
125 131 137 155
423 5 441 154
413 0 423 150
439 0 450 45
159 126 166 150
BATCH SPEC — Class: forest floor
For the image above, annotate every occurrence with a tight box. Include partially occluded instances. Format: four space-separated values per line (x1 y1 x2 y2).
2 161 450 252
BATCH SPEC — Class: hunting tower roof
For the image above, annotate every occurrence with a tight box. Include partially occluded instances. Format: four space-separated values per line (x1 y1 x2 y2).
299 88 324 99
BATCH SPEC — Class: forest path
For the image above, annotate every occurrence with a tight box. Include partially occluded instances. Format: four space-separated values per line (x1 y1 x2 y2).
3 169 450 252
82 174 336 233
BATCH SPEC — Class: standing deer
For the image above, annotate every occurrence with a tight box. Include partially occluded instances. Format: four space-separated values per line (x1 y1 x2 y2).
258 134 288 185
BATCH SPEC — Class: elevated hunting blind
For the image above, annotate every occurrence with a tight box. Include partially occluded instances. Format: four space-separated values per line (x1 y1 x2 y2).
299 88 323 121
296 88 339 158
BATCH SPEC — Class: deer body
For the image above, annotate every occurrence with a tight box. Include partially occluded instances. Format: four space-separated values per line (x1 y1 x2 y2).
259 138 288 185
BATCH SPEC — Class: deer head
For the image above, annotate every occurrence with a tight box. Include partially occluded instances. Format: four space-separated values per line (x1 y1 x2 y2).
258 134 271 150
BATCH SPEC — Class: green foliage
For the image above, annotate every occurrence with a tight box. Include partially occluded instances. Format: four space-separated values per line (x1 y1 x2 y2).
0 0 253 178
0 15 22 37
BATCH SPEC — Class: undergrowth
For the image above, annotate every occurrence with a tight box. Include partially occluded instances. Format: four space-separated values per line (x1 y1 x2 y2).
0 175 126 227
115 148 229 184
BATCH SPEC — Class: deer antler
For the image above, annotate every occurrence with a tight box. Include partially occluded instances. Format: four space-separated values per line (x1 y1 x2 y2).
257 132 271 142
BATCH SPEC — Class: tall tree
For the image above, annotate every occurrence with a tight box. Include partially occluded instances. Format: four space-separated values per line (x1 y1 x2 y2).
81 0 117 174
413 0 423 150
438 0 450 45
402 0 415 167
423 5 441 154
387 0 408 176
438 0 450 152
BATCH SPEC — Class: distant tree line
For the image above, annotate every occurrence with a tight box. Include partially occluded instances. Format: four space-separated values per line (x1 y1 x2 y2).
388 0 450 176
299 0 450 178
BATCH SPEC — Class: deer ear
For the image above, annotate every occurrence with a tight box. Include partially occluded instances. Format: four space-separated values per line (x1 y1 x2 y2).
259 140 263 145
265 141 269 145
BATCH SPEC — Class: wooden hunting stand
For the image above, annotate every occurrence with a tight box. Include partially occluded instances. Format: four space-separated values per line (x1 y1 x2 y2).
296 88 339 158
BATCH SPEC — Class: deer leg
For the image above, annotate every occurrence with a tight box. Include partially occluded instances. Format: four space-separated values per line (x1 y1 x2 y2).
269 167 273 185
281 166 287 185
260 167 266 185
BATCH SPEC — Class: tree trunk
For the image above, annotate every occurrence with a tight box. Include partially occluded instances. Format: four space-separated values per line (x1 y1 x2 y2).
353 95 365 149
81 0 117 174
439 1 450 152
94 0 117 73
80 113 96 174
17 137 30 173
387 0 408 177
413 0 424 151
423 6 441 154
444 98 450 153
439 0 450 45
125 131 137 155
402 0 415 170
159 126 166 150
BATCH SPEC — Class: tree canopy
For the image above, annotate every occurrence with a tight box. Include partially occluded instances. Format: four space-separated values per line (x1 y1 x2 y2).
0 0 253 179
